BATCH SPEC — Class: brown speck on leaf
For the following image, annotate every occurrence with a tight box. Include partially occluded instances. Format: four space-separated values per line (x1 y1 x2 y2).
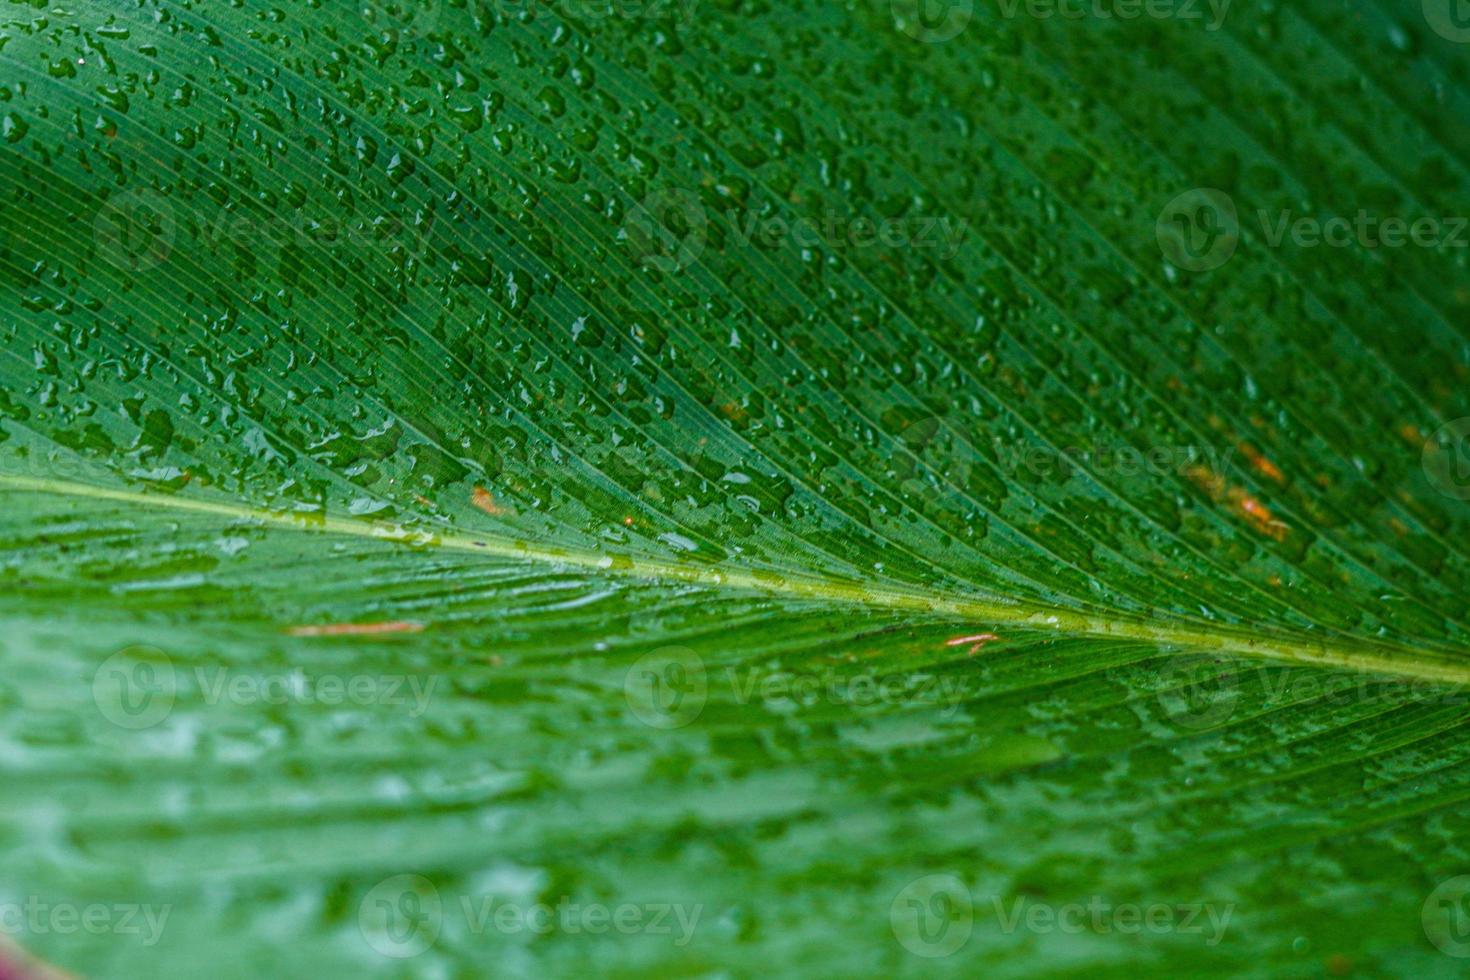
945 633 1000 656
285 621 425 637
472 486 511 517
717 401 748 424
1186 466 1289 541
1237 442 1285 485
1232 491 1289 542
1184 464 1226 498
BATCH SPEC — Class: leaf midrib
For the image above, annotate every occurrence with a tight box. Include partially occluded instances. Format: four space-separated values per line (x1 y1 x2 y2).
9 474 1469 687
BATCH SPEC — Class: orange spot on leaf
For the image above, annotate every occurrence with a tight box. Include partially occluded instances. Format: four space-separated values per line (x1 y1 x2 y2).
717 401 748 424
471 486 511 517
946 633 1000 656
1237 442 1286 485
1184 464 1226 498
1230 490 1289 542
1187 466 1290 541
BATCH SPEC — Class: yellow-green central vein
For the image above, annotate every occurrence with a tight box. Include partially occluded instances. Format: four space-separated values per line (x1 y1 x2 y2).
6 475 1470 686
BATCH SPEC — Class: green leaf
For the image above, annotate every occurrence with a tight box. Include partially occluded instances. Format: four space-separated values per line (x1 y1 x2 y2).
2 0 1470 976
